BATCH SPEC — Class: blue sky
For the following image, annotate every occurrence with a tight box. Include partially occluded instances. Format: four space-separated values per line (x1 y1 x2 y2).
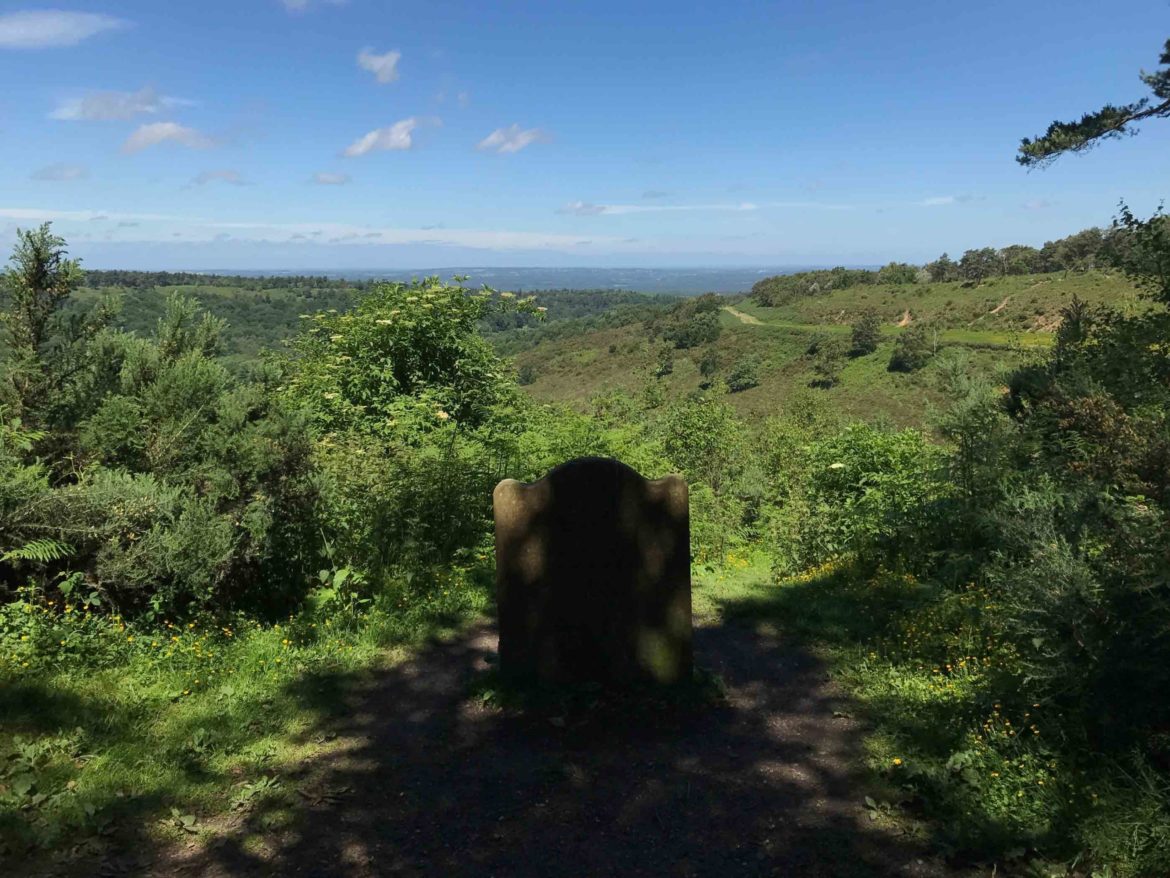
0 0 1167 269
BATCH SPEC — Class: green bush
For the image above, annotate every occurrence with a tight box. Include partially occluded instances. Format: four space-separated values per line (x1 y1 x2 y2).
796 423 942 567
0 234 318 619
725 355 760 392
888 323 935 372
850 310 882 357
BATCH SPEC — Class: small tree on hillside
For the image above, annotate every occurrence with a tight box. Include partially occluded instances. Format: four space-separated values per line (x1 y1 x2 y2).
810 338 847 388
654 344 674 378
925 253 960 283
726 355 760 393
888 323 935 372
850 311 882 357
698 348 719 387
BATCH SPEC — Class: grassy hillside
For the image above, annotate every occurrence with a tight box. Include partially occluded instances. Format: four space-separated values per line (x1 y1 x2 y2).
512 270 1142 426
747 269 1143 332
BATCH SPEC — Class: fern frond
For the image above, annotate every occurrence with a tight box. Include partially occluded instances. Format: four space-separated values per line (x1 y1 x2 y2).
1 538 74 564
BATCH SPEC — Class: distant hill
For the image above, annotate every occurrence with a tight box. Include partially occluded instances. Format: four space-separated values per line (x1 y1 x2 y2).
511 269 1143 427
173 266 831 295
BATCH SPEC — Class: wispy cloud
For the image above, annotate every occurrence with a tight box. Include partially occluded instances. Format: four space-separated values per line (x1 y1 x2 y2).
0 10 128 49
0 206 625 252
31 163 88 182
280 0 348 12
313 172 351 185
343 117 434 157
191 169 248 187
557 201 608 216
51 86 189 121
1023 198 1054 210
357 48 401 84
476 124 548 154
556 199 851 215
919 194 980 207
122 122 214 154
642 190 671 200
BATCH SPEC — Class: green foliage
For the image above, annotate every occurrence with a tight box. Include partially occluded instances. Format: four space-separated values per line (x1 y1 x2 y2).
888 323 936 372
658 398 744 493
286 277 535 436
850 310 882 357
653 344 674 378
725 355 760 393
0 234 318 618
795 424 941 567
1018 38 1170 167
808 336 848 387
876 262 918 285
751 266 879 306
0 539 72 564
698 348 719 381
1107 202 1170 303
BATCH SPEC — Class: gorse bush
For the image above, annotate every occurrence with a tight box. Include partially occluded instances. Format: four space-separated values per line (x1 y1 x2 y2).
0 229 318 619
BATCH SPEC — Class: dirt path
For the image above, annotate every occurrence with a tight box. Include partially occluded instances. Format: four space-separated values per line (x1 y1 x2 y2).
160 618 968 878
723 305 764 325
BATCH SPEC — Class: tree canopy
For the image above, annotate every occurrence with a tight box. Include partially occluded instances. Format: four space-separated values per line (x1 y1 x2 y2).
1018 38 1170 167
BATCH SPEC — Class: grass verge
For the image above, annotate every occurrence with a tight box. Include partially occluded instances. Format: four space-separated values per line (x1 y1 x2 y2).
704 556 1170 878
0 562 492 875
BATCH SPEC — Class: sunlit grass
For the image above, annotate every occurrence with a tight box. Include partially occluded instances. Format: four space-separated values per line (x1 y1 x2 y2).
0 565 491 871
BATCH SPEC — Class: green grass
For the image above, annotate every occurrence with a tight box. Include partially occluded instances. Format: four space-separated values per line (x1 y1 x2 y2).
511 271 1137 426
516 319 1033 427
740 269 1145 332
699 556 1170 877
0 565 492 874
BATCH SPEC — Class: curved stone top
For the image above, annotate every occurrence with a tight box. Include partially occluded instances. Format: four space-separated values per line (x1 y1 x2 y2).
493 456 692 685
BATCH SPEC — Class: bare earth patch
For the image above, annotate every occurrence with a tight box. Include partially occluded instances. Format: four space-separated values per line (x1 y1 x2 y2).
723 306 764 326
151 618 974 878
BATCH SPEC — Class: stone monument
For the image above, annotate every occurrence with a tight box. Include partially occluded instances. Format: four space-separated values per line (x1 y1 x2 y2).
493 457 692 685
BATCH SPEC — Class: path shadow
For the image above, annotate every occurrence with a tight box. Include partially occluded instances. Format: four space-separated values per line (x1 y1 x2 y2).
162 613 961 878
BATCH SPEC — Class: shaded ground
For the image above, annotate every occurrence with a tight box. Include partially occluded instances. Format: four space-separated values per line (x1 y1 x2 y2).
152 616 971 878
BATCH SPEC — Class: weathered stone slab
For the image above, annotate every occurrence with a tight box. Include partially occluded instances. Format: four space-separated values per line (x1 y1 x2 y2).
493 457 692 685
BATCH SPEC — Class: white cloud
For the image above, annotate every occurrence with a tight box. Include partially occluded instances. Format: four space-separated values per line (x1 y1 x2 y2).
343 117 432 157
642 190 671 200
555 200 848 216
0 10 128 49
357 48 401 84
557 201 607 216
31 163 88 182
1023 199 1053 210
476 124 548 154
919 194 979 207
192 169 247 186
51 86 188 122
457 91 470 108
313 172 351 185
122 122 214 154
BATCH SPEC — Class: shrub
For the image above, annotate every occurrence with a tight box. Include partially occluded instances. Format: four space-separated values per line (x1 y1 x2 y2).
725 355 760 393
850 311 882 357
888 323 935 372
796 424 942 567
